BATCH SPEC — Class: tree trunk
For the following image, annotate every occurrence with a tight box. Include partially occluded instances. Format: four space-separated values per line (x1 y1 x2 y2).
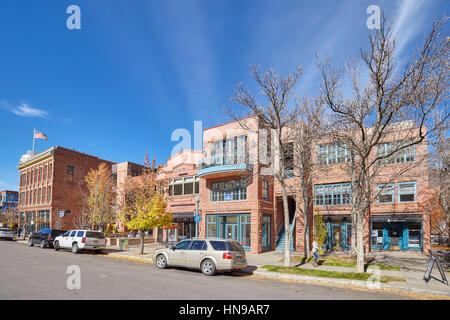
303 196 310 258
356 214 365 273
351 210 357 255
281 183 291 266
140 232 145 255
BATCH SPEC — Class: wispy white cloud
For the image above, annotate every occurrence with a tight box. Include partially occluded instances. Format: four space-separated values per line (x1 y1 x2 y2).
1 101 49 118
0 180 18 191
392 0 429 58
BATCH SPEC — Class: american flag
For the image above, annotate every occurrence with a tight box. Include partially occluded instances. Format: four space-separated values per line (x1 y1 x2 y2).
34 129 48 141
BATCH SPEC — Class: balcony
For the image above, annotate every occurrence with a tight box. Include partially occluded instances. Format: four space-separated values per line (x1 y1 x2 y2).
198 155 253 179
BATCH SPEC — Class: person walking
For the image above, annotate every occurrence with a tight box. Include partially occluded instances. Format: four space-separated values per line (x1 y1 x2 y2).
312 237 320 267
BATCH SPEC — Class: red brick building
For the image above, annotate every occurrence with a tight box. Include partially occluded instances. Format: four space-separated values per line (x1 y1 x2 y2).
17 147 115 233
193 117 431 254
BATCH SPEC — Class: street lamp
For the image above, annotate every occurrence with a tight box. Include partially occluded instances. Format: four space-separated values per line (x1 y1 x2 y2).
195 195 200 238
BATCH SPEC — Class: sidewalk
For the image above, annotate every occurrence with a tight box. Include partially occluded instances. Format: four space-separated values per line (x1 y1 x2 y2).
106 244 450 298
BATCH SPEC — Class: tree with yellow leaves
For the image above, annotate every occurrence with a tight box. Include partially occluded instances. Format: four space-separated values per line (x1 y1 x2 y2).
84 162 116 232
120 156 172 254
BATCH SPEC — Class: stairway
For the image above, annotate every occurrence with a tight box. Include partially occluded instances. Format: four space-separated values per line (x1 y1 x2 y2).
275 218 296 252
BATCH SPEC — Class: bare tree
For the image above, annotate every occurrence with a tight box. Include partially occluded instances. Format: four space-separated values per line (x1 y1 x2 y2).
227 65 302 266
318 16 449 272
289 97 327 258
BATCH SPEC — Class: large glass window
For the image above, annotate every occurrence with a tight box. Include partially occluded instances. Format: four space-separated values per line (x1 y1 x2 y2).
318 142 351 165
211 179 247 202
315 183 351 206
377 141 416 165
169 176 199 196
207 215 217 237
210 135 248 166
408 222 421 248
240 215 251 247
398 182 416 202
371 222 384 247
377 183 395 203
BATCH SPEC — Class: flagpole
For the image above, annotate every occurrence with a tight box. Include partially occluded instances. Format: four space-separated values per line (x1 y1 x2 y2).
32 128 35 152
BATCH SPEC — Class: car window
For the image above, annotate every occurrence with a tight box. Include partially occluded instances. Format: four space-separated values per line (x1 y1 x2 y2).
189 240 206 250
209 241 229 251
77 231 84 237
86 231 105 239
51 230 65 237
63 231 70 237
174 240 191 250
229 241 244 252
70 231 77 237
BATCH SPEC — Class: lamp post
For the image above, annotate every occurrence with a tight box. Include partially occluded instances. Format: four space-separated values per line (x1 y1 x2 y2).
195 195 200 238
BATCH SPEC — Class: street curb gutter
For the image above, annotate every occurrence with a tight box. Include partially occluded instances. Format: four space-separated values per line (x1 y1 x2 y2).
106 252 450 299
251 269 450 299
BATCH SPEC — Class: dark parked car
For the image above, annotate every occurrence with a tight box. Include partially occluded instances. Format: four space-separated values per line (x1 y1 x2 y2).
28 229 66 248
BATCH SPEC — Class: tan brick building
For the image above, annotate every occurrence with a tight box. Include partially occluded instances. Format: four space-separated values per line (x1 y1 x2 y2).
17 147 115 233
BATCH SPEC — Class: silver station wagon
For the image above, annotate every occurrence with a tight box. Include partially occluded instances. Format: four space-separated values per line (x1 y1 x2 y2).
153 238 247 276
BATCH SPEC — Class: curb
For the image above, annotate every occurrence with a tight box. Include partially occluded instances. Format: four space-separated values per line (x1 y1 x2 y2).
250 269 450 299
104 253 450 299
105 252 154 264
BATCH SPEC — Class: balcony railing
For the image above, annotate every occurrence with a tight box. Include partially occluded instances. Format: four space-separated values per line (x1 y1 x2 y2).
198 154 252 177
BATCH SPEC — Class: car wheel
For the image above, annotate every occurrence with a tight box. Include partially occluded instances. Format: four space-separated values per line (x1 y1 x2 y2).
40 240 46 249
28 239 34 247
156 254 167 269
54 241 60 251
72 243 79 254
201 259 216 276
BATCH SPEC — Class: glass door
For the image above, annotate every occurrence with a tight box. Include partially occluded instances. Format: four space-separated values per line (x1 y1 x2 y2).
225 224 237 240
261 215 271 251
388 224 402 250
331 224 342 251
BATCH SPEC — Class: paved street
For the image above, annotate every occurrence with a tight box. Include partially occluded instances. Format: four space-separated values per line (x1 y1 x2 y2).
0 241 412 300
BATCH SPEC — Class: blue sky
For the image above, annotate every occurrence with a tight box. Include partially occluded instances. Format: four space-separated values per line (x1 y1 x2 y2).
0 0 447 190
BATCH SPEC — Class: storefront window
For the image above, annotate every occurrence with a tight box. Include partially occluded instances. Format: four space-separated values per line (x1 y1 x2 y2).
240 215 251 247
408 222 421 248
371 222 384 246
206 215 217 237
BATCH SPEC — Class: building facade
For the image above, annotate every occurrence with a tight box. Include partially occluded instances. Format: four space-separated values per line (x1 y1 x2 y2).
187 117 431 254
196 118 276 253
17 147 115 233
0 190 18 213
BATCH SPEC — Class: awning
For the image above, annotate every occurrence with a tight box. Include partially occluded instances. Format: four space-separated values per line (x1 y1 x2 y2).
371 214 422 222
171 212 195 218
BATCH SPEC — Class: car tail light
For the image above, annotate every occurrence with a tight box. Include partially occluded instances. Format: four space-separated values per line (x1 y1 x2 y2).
222 252 232 260
47 235 51 241
82 237 86 243
105 239 107 245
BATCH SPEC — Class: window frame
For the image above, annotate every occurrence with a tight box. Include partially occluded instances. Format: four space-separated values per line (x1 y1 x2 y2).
377 183 395 204
398 181 417 203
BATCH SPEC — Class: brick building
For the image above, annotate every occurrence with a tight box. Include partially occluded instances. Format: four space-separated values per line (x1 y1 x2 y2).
17 147 115 233
0 190 18 213
191 117 431 254
197 117 276 253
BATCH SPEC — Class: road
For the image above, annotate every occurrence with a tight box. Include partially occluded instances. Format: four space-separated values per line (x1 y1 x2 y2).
0 240 411 300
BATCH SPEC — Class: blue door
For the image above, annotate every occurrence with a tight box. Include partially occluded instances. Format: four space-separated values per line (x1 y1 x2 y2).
388 224 403 250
